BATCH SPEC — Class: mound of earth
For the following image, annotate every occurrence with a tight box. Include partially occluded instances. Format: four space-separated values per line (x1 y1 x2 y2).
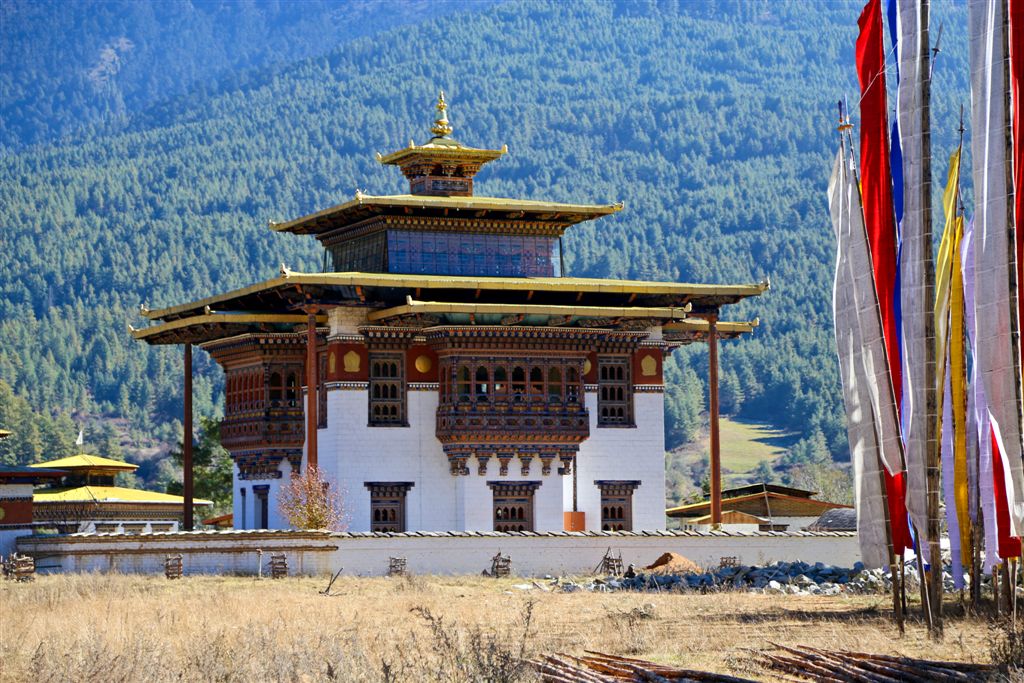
643 552 701 575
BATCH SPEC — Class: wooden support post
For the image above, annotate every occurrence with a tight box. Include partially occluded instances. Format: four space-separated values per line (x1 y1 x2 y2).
708 313 721 528
917 0 943 637
183 342 194 531
994 567 1002 616
305 308 319 471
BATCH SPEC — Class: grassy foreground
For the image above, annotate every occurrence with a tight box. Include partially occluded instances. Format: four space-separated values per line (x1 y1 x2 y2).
0 573 999 682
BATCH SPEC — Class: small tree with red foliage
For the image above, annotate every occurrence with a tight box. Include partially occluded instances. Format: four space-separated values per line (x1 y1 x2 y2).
277 466 348 531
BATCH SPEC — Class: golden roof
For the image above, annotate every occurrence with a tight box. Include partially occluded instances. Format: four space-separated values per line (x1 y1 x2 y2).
32 453 137 472
366 297 693 323
376 90 506 167
0 429 10 439
268 193 622 235
34 486 212 506
666 491 851 518
143 270 770 321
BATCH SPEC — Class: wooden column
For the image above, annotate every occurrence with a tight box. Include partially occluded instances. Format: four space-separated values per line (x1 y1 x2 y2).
183 342 194 531
305 309 319 471
709 313 721 528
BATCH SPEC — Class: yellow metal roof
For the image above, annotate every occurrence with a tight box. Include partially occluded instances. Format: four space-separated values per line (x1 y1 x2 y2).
377 142 506 166
268 193 623 234
0 429 10 439
131 312 327 341
34 486 212 506
367 297 693 322
31 454 137 471
144 271 770 321
663 319 759 335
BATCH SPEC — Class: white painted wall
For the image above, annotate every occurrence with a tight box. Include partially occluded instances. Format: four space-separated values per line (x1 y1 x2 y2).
233 460 291 530
17 530 861 577
315 387 455 532
0 528 32 557
0 483 32 497
574 391 666 531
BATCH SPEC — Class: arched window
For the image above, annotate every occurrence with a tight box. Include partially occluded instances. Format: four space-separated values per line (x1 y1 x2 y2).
456 365 471 401
493 367 508 398
475 366 489 401
567 367 580 403
285 373 298 403
269 372 283 402
547 367 562 401
511 367 526 400
530 367 544 400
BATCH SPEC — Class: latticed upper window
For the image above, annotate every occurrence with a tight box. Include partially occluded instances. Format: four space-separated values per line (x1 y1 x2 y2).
369 353 406 426
597 356 633 426
366 482 413 532
597 481 639 531
490 482 540 532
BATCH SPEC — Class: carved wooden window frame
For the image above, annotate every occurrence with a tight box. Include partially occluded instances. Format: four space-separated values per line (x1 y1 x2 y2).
365 482 414 532
597 356 634 427
253 485 270 530
596 480 640 531
369 352 407 426
440 358 584 409
488 481 541 532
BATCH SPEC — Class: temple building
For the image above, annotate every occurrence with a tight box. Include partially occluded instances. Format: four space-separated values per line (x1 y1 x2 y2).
133 94 766 533
666 483 851 532
29 454 211 533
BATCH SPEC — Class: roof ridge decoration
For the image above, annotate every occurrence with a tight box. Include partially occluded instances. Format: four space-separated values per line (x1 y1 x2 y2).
431 90 453 139
376 92 507 197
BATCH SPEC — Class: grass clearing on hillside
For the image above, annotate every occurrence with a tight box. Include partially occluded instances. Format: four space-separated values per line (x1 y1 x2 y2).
0 573 995 682
718 418 799 477
667 418 799 496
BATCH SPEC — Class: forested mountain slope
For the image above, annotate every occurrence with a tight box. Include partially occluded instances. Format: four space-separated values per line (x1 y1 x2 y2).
0 0 971 489
1 0 496 148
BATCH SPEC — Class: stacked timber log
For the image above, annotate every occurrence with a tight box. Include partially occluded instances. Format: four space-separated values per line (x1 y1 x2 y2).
164 554 183 579
388 556 407 577
1 553 35 581
759 644 995 682
532 651 755 682
269 553 288 578
489 552 511 577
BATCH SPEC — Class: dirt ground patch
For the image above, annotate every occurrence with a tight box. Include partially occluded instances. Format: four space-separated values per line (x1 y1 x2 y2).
0 573 997 682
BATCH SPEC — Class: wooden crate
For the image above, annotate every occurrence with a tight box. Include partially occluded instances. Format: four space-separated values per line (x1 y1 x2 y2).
2 554 35 582
388 557 407 577
269 553 288 579
164 554 183 579
489 552 511 578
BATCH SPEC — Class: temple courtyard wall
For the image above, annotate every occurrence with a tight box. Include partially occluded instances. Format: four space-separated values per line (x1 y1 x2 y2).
16 529 858 577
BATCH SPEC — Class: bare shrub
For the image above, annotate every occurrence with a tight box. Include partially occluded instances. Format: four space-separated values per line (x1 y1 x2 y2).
407 600 536 683
604 602 656 655
988 621 1024 682
277 465 348 530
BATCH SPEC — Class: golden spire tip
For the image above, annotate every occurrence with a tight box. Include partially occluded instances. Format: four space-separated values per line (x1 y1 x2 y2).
431 90 453 139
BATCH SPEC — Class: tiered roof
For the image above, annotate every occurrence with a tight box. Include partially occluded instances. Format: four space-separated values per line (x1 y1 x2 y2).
132 93 767 346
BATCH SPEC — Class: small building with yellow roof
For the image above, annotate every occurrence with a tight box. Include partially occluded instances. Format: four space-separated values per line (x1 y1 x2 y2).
30 454 211 534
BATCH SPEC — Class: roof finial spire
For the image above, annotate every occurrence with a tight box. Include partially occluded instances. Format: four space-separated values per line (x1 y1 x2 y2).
431 90 453 139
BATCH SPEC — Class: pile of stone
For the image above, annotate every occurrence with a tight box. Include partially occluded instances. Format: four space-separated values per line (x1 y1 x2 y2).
534 559 979 596
619 559 865 595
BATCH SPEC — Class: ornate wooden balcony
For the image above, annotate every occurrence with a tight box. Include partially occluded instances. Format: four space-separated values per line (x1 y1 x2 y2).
436 399 589 445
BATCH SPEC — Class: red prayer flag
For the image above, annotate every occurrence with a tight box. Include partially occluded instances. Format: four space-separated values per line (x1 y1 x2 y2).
856 0 911 555
992 427 1022 559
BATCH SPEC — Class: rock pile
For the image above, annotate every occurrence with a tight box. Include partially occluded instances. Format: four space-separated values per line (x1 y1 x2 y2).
537 559 986 596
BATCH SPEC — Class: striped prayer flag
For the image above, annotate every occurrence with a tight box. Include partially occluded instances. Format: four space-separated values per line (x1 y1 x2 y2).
857 0 912 554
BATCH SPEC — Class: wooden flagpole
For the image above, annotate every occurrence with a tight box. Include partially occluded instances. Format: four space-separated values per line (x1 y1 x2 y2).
842 112 905 634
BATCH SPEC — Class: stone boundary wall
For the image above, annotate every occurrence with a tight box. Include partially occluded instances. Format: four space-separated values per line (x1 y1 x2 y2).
17 529 859 577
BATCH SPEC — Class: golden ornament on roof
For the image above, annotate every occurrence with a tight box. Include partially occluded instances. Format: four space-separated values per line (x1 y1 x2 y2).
431 90 453 138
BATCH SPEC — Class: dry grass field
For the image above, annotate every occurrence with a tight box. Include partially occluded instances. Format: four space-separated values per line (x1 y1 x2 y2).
0 573 1006 682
